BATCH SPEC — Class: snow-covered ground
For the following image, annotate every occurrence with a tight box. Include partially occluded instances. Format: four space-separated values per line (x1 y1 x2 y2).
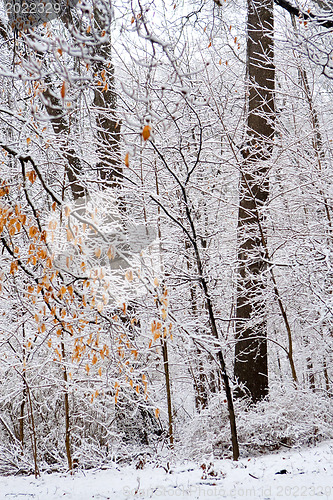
1 441 332 499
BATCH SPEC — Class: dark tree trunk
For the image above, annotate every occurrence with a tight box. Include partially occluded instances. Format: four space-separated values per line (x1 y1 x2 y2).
42 84 85 200
160 336 174 447
92 8 122 195
234 0 275 403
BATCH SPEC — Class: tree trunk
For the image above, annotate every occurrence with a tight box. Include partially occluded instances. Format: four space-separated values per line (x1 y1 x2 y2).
61 339 73 472
234 0 275 403
92 8 122 195
42 83 85 200
160 336 174 447
153 165 174 447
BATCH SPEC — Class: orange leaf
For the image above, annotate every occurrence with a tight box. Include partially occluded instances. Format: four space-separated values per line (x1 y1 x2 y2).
60 81 66 99
124 152 129 167
107 245 115 260
142 125 151 141
10 261 18 275
125 269 133 282
153 330 160 341
155 408 160 419
38 248 47 260
54 348 62 360
27 170 37 184
29 226 38 238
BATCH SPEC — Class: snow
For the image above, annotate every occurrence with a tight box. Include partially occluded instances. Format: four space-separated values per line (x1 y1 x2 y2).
1 441 332 499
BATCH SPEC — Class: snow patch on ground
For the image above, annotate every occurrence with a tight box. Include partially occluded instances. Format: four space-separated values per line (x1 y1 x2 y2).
0 441 332 499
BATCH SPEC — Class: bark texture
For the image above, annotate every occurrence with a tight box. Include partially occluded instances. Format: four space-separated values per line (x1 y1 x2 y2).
234 0 275 403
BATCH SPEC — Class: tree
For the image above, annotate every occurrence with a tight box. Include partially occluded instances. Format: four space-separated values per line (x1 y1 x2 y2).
234 0 275 402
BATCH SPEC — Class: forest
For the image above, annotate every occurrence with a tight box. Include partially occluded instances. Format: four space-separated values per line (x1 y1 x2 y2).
0 0 332 477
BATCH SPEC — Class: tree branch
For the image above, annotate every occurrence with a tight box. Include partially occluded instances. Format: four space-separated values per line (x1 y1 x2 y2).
214 0 333 28
275 0 333 28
